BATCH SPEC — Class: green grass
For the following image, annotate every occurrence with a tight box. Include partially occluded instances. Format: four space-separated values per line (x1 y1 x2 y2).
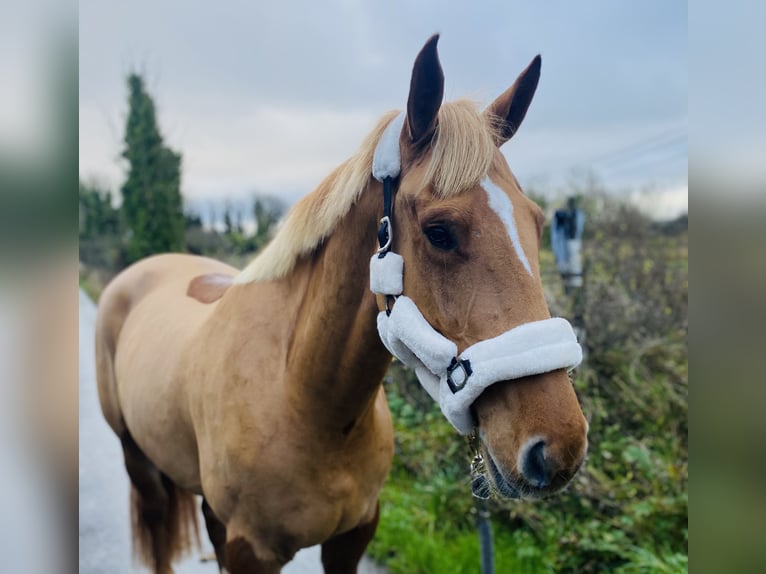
370 464 687 574
369 473 548 574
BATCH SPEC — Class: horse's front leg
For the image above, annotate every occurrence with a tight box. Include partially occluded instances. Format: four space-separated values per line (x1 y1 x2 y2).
320 501 380 574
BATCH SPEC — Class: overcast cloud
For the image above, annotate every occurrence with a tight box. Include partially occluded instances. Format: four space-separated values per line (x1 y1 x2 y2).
79 1 687 217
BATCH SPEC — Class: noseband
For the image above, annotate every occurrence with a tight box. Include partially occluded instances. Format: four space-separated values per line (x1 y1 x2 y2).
369 113 582 435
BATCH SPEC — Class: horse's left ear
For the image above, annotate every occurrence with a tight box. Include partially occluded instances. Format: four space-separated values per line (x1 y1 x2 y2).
485 55 541 147
405 34 445 151
187 273 233 304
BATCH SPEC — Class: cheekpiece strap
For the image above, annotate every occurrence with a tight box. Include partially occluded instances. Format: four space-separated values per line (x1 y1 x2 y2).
377 177 395 256
372 111 406 258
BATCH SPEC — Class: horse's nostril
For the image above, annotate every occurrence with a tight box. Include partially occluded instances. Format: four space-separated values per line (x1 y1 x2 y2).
522 440 551 488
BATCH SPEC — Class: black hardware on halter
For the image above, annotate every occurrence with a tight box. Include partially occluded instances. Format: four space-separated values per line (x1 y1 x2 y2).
376 176 398 316
377 177 395 257
447 357 473 393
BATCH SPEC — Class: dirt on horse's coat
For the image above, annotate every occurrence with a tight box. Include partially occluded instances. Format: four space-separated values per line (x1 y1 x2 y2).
96 35 588 574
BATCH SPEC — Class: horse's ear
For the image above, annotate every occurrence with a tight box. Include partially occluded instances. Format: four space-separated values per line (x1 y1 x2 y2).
405 34 444 150
485 55 541 147
187 273 233 304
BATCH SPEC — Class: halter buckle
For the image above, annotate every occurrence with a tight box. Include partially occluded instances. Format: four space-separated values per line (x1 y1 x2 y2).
377 216 393 256
447 357 473 393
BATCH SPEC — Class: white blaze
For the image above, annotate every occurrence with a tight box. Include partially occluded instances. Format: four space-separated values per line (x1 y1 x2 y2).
481 176 533 276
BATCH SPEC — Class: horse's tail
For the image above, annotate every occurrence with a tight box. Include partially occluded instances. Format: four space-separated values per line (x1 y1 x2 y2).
123 432 200 573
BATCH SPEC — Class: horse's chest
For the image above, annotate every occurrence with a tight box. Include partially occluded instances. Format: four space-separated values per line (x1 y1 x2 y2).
205 425 390 546
297 468 378 537
226 460 381 556
279 448 384 529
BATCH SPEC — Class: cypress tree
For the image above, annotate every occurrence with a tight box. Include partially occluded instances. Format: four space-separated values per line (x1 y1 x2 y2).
120 73 185 263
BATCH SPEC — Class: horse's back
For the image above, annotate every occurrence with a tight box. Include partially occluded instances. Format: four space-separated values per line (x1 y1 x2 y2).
95 253 237 487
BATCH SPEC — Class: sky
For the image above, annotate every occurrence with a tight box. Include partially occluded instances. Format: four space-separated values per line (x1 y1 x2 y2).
79 1 687 220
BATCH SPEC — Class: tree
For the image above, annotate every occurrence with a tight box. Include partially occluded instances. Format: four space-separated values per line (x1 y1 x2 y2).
120 73 185 263
79 180 120 239
223 203 235 236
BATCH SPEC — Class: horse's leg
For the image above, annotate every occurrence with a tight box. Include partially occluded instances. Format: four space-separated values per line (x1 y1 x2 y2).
320 501 380 574
201 498 227 571
121 432 199 574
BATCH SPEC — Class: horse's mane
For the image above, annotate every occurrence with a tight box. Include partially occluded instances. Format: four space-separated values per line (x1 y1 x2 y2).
234 100 499 284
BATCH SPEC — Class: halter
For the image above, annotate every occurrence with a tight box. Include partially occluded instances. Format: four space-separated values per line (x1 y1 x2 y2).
369 112 582 435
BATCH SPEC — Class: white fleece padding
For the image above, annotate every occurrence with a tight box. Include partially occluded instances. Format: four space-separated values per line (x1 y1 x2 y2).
372 112 406 181
369 252 404 295
378 296 458 377
438 318 583 433
376 297 582 435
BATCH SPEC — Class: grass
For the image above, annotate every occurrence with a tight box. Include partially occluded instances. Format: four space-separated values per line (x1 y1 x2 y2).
79 267 106 302
369 473 549 574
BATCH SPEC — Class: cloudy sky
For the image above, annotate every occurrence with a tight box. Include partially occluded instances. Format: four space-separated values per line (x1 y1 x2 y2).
79 1 687 219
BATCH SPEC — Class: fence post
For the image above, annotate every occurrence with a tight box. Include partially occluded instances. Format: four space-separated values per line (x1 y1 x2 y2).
552 197 586 354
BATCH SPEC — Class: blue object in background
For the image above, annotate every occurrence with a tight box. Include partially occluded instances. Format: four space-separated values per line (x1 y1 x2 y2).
551 199 585 289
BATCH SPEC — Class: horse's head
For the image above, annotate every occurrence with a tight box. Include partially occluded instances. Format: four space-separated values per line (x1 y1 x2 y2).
383 36 588 499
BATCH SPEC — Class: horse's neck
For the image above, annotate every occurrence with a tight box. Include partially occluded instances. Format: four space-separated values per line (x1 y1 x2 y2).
265 183 390 433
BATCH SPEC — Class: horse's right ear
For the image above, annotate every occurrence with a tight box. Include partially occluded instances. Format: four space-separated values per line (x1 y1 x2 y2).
187 273 233 304
405 34 444 151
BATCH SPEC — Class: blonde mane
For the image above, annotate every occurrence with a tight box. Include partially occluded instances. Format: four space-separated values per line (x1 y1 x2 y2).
235 100 499 284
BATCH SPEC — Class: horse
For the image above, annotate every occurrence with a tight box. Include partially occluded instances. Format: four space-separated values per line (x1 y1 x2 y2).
95 35 588 574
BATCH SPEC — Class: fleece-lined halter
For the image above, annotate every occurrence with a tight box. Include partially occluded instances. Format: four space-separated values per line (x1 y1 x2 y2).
369 112 582 435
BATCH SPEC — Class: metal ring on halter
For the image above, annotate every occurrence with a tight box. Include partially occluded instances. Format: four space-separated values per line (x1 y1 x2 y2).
377 216 393 255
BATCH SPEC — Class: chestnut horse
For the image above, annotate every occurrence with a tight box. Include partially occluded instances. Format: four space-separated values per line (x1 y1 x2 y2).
95 36 588 574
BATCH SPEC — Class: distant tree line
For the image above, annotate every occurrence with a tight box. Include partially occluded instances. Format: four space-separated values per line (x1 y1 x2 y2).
79 72 285 272
183 195 285 257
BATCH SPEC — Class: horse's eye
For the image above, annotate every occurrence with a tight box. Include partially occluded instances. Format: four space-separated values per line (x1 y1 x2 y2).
424 225 456 250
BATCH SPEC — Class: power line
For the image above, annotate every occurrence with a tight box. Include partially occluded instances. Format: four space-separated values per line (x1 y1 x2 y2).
522 125 688 186
597 145 687 178
594 135 686 170
584 128 686 168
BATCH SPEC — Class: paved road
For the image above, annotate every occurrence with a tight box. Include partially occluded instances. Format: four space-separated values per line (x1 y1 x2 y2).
79 290 385 574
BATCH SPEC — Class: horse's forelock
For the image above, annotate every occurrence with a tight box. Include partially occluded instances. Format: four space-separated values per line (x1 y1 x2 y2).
423 100 501 199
